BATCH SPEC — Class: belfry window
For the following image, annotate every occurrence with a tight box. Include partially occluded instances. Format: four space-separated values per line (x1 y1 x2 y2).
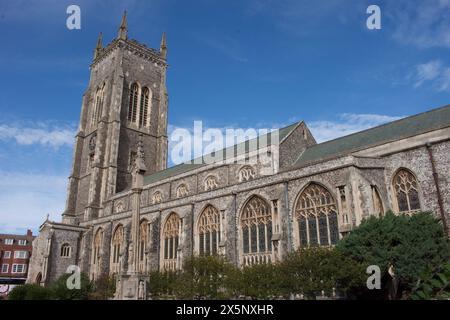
240 195 272 266
198 205 220 256
393 169 421 214
295 183 339 248
139 87 150 128
128 83 139 123
91 84 104 128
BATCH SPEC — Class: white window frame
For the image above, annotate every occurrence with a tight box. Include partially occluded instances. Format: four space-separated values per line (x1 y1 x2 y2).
18 239 27 246
1 264 8 273
3 251 11 259
12 264 27 274
14 251 28 259
4 239 13 245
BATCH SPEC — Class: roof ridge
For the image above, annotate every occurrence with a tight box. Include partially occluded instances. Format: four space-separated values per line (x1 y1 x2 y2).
305 104 450 149
145 120 302 176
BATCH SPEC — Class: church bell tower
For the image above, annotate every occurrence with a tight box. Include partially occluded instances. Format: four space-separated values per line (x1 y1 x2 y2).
62 11 168 224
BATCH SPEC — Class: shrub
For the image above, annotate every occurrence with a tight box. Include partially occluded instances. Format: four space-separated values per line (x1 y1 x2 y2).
50 272 92 300
336 211 450 299
8 284 52 300
88 274 116 300
280 247 365 299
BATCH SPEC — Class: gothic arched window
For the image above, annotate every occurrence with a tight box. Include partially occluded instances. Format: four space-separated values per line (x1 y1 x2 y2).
162 213 181 270
393 169 421 214
295 183 339 248
91 85 104 128
152 191 163 204
139 87 150 128
204 175 219 191
138 220 149 273
239 166 256 182
92 228 103 279
128 83 139 123
240 195 272 266
198 205 220 256
176 184 189 198
111 225 124 274
60 243 71 258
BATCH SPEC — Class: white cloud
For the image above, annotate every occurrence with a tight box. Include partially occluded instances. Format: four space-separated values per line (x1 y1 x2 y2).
412 60 450 92
389 0 450 48
414 60 442 87
308 113 404 143
0 172 67 234
0 121 75 148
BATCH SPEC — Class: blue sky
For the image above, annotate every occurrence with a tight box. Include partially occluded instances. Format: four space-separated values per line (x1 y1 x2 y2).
1 0 450 234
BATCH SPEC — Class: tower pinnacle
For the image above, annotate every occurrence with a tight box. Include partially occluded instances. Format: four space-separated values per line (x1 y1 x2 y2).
93 32 103 59
160 32 167 59
118 10 128 40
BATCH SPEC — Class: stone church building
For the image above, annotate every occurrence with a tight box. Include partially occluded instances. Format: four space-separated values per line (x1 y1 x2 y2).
27 13 450 299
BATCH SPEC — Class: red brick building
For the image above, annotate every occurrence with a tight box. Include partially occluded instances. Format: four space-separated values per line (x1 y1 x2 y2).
0 230 34 295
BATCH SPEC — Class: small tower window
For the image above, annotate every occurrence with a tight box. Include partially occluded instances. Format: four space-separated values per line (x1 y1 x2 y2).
60 243 71 258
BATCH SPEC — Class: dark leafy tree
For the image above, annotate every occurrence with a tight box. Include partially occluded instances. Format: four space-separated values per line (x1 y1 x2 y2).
8 284 52 300
50 272 92 300
336 211 450 299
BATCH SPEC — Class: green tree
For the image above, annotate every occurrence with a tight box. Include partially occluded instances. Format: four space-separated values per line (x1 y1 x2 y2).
50 272 92 300
232 263 283 299
8 284 52 300
175 255 236 299
336 211 450 299
408 262 450 300
148 270 180 299
280 247 365 299
88 274 116 300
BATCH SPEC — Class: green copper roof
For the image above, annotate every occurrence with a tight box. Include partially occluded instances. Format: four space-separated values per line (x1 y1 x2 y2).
293 104 450 168
143 121 301 185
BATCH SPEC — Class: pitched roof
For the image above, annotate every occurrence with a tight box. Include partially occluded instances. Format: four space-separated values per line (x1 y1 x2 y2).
143 121 301 185
293 104 450 168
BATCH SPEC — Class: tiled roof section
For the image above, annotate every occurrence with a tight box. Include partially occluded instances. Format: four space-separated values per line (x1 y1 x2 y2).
293 104 450 168
143 122 301 185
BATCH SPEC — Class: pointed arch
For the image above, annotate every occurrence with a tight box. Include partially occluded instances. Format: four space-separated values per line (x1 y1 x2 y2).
197 205 220 256
240 195 272 266
35 272 42 285
91 228 104 280
294 182 339 248
161 213 181 270
238 166 256 182
139 87 151 128
128 83 139 123
110 224 124 274
392 168 421 214
176 183 189 198
138 219 149 273
91 83 105 128
152 190 163 204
